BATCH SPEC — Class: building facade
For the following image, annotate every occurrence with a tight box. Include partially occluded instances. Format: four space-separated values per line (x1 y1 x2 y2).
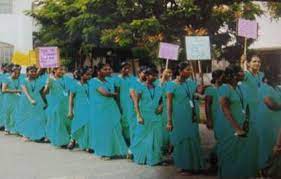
0 0 33 64
249 11 281 79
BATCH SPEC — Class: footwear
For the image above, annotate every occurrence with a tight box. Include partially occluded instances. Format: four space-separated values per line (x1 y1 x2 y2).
67 140 76 150
14 132 21 136
61 144 68 149
43 138 50 143
0 126 5 131
180 171 192 176
160 161 170 166
100 156 111 161
126 153 133 160
34 137 45 143
259 168 267 177
167 145 174 155
86 148 94 153
21 136 30 142
179 170 193 176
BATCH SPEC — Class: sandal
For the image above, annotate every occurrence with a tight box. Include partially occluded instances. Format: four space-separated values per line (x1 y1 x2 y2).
21 136 30 142
101 156 111 161
273 146 281 155
61 144 68 149
67 140 76 150
43 138 50 143
86 148 94 153
180 170 193 176
161 161 169 166
126 153 133 160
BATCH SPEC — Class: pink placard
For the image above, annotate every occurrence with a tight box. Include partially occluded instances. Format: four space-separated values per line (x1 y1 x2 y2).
158 42 179 60
39 47 59 68
238 18 258 39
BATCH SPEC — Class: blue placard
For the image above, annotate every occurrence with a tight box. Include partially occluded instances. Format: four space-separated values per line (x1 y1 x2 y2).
185 36 211 60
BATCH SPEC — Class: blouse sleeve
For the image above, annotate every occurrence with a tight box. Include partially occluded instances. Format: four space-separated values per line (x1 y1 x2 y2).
243 71 250 83
2 77 9 86
262 85 274 99
64 76 74 91
94 80 105 92
166 81 176 94
219 84 230 98
129 78 137 92
21 79 28 88
114 76 121 88
37 77 46 90
204 86 213 96
69 81 77 93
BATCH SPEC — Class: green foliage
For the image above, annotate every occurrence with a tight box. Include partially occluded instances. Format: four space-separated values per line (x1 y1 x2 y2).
267 2 281 19
60 58 72 67
29 0 281 66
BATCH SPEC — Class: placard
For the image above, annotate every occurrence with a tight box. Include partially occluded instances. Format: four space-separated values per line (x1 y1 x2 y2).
185 36 211 60
38 47 59 68
158 42 179 60
238 18 258 39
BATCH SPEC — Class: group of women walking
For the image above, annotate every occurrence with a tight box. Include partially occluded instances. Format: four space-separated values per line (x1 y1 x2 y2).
204 55 281 178
0 54 280 178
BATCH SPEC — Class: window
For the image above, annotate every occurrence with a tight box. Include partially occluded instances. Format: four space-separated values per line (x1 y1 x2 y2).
0 0 13 14
0 42 14 64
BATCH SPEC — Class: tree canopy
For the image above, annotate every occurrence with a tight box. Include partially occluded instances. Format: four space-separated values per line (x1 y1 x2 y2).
29 0 281 66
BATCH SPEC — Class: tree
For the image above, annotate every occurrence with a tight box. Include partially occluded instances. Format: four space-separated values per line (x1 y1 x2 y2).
267 2 281 19
29 0 281 67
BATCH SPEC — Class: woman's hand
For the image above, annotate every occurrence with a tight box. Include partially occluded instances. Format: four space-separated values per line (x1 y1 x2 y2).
46 78 51 87
67 111 74 120
273 145 281 155
30 99 36 105
196 85 205 94
15 90 22 94
234 128 246 137
137 113 144 125
206 119 213 130
166 120 173 132
111 92 118 97
43 104 48 110
155 105 163 114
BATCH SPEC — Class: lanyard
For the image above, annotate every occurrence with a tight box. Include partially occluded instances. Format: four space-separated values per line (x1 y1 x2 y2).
182 82 192 100
12 78 20 90
146 85 155 100
249 71 261 88
83 83 89 98
58 77 66 91
104 80 112 92
235 85 244 109
234 85 251 131
30 79 36 92
275 86 281 98
121 74 129 80
181 82 196 111
98 78 112 92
